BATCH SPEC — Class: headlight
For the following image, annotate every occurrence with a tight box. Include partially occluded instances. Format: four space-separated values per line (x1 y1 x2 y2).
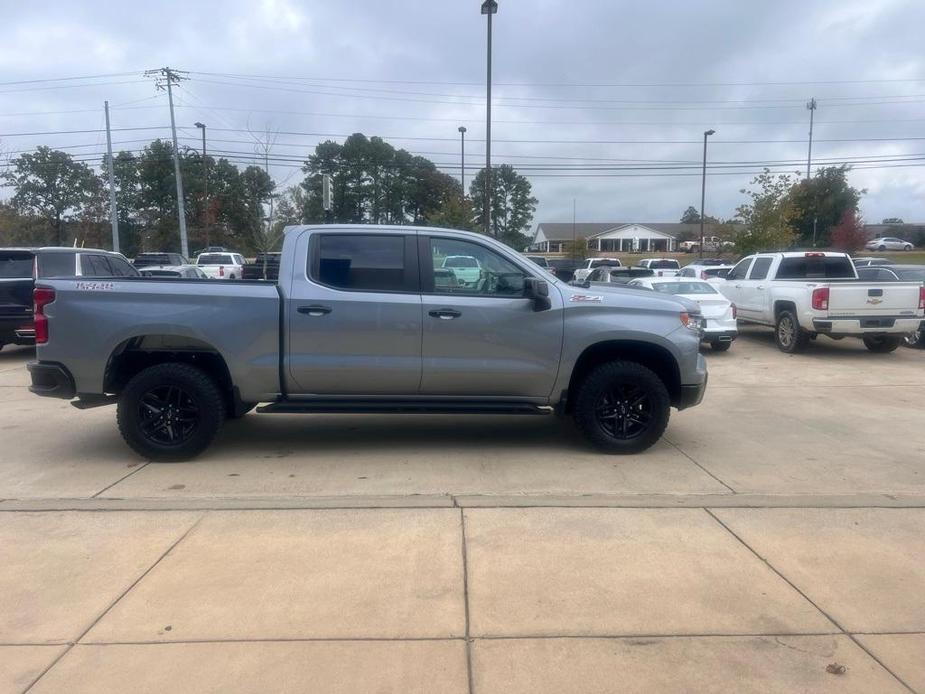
679 311 704 333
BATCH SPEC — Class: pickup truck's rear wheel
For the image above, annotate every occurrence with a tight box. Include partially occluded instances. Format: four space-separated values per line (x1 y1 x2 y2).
863 335 902 353
117 363 226 461
775 310 810 353
904 330 922 348
573 361 670 454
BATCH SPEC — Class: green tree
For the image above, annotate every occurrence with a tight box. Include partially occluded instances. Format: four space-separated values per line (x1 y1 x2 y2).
786 166 863 247
734 169 799 255
1 146 100 245
425 193 476 231
680 206 700 224
469 164 538 249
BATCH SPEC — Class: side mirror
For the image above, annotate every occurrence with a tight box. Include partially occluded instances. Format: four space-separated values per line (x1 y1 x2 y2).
524 278 551 311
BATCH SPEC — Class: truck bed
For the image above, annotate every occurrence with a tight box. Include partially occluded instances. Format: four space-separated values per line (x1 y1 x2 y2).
35 276 283 402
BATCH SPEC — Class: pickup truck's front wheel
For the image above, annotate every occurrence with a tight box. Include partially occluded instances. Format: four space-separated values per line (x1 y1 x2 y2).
573 361 670 454
117 363 226 462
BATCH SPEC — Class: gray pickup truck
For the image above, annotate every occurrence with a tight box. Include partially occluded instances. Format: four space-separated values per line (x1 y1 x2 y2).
28 225 708 461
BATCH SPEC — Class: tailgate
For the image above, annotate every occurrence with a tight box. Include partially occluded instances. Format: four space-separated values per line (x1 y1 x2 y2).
828 282 921 315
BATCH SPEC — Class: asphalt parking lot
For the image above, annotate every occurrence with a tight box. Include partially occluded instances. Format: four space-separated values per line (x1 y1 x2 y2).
1 327 924 693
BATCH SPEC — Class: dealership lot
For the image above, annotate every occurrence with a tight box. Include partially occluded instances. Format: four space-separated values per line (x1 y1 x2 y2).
1 328 924 693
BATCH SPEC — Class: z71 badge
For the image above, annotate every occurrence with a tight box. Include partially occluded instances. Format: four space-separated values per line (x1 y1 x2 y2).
570 294 603 303
75 281 115 291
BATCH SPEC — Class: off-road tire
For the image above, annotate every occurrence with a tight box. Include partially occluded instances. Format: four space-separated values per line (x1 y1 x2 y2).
863 335 902 353
572 361 671 454
775 310 810 354
117 363 226 462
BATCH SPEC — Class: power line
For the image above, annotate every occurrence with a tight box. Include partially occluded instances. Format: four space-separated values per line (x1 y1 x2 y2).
0 71 143 86
189 70 925 88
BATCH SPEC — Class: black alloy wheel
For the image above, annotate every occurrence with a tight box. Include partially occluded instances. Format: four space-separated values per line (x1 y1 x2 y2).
594 384 653 441
138 385 200 446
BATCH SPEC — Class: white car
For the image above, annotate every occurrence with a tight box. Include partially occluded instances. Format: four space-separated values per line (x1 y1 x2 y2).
441 255 482 286
865 237 914 252
678 261 734 281
196 252 246 280
637 258 681 277
628 277 737 351
572 257 622 283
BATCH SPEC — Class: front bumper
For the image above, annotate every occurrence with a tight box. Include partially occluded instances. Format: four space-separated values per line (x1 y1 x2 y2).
676 353 708 410
677 373 708 410
27 361 76 399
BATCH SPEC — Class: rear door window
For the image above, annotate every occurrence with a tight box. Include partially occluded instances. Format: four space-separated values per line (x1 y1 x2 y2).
310 234 414 292
36 254 77 278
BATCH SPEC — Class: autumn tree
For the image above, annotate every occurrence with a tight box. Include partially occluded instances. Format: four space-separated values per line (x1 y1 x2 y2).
829 210 867 254
733 169 799 255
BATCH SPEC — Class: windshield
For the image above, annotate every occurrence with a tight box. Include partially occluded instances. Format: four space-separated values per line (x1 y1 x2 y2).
652 281 718 295
443 256 479 268
198 254 233 265
0 252 33 279
591 259 620 268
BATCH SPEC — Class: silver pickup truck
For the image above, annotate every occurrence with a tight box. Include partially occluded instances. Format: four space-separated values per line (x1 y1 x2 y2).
28 225 708 461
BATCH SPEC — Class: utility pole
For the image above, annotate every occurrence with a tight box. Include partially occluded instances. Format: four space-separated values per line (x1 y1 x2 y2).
805 97 816 180
146 67 190 258
481 0 498 237
104 101 119 253
699 129 715 259
194 122 208 248
458 126 467 193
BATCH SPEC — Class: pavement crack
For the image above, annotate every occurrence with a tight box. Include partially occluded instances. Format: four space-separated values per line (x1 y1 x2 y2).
22 511 207 693
704 509 917 694
459 508 475 694
664 438 736 494
90 462 151 498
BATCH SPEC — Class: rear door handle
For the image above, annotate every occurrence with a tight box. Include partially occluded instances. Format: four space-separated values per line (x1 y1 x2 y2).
298 305 333 316
757 285 765 290
428 308 462 320
735 284 743 289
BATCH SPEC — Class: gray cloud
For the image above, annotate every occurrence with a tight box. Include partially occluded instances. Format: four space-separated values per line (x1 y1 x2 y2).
1 0 924 229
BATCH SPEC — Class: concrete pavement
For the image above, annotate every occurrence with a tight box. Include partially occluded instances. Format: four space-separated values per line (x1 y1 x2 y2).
1 328 924 692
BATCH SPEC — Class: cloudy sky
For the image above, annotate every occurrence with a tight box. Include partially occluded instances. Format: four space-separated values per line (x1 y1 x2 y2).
2 0 925 231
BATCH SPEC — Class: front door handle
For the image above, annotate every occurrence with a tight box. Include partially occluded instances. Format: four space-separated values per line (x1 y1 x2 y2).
757 285 765 290
428 308 462 320
298 305 333 316
735 284 743 288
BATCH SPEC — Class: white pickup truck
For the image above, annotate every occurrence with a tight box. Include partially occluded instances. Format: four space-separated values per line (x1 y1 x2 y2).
719 251 924 353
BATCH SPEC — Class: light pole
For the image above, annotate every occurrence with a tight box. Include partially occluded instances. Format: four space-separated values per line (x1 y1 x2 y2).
481 0 498 237
458 126 467 193
194 122 209 249
699 129 715 259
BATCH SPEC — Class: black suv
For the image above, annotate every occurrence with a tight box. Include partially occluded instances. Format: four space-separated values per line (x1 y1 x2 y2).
0 247 138 349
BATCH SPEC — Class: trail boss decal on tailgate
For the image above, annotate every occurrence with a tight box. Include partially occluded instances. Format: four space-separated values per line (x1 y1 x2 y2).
75 281 115 291
570 294 603 303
